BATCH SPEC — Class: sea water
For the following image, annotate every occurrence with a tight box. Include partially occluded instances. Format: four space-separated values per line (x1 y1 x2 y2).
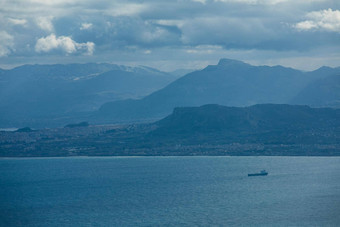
0 156 339 226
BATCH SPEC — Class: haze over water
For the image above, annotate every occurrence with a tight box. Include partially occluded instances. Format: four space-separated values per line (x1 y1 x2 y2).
1 156 339 226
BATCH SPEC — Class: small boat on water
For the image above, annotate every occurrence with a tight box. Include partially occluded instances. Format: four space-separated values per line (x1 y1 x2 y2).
248 170 268 177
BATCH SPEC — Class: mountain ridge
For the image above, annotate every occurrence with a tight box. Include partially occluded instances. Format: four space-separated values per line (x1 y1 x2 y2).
97 59 340 124
1 59 340 127
0 63 178 127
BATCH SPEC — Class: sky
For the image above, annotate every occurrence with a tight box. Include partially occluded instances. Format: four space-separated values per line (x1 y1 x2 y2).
1 0 340 71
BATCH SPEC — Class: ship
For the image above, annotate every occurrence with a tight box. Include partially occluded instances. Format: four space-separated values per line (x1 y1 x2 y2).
248 170 268 177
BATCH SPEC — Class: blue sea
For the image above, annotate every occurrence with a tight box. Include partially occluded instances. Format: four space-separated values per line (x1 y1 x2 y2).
1 156 339 226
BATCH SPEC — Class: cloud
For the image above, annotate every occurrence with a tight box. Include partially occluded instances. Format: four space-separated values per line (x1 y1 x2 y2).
186 45 223 54
0 31 14 57
214 0 326 5
0 0 339 71
153 20 185 28
94 17 182 48
294 8 340 32
36 17 54 32
192 0 207 4
29 0 75 5
178 16 274 48
105 3 146 17
141 27 170 43
80 23 93 30
8 18 27 26
35 34 95 55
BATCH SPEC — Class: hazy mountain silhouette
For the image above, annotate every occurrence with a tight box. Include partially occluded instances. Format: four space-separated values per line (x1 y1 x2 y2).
291 74 340 108
98 59 340 123
168 68 197 77
1 59 339 127
0 63 177 127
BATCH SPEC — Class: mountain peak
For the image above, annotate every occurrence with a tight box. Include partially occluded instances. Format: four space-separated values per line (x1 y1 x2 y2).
217 58 249 67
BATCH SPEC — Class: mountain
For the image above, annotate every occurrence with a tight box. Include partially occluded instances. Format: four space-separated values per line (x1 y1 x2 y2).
1 104 339 157
148 104 339 153
98 59 340 123
0 63 177 127
154 104 339 135
2 59 339 128
291 74 340 108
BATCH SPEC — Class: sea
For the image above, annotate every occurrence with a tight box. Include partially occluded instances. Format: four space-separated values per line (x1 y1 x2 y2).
0 156 339 226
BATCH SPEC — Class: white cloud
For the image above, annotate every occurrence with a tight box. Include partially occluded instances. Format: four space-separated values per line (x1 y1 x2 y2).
80 23 93 30
36 16 54 32
153 19 185 28
214 0 258 4
192 0 207 4
8 18 27 26
294 20 318 30
214 0 326 4
84 42 95 55
0 31 14 57
294 8 340 32
140 26 175 43
29 0 77 5
105 3 146 16
35 34 95 55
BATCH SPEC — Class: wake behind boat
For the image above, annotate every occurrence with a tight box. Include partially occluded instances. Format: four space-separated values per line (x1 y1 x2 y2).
248 170 268 177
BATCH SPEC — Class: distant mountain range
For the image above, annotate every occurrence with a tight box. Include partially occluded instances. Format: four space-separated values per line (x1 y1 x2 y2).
98 59 340 123
0 63 178 127
1 59 339 128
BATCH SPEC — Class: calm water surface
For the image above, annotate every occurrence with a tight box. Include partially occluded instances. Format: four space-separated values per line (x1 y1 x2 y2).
0 156 339 226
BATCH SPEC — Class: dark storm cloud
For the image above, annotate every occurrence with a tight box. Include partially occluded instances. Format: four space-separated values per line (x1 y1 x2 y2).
0 0 340 70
